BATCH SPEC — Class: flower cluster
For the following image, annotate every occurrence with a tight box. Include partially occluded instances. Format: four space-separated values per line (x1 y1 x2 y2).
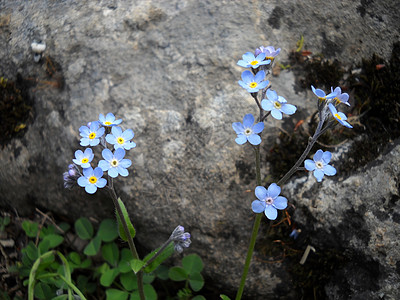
64 113 136 194
170 225 191 253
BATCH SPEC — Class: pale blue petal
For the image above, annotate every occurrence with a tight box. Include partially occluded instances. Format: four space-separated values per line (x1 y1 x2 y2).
111 126 122 137
93 167 103 178
75 150 84 160
114 119 122 125
102 149 113 161
252 200 266 213
281 103 296 115
99 114 105 123
106 134 117 144
304 159 316 171
266 89 278 101
119 159 132 168
312 86 326 98
328 103 337 114
273 196 288 210
124 142 136 150
257 81 269 90
97 127 105 137
117 167 129 177
235 135 247 145
80 138 90 147
255 186 267 201
271 109 282 120
265 205 278 220
85 184 97 194
313 150 323 162
322 151 332 163
323 165 336 176
268 183 281 199
261 99 274 111
83 167 94 177
337 112 348 121
241 70 253 82
89 139 100 146
237 60 249 68
238 81 248 90
243 114 254 127
79 126 90 136
114 148 126 160
277 96 287 103
98 160 110 171
96 178 107 188
255 52 266 62
313 169 325 182
242 52 255 61
248 134 261 145
77 177 88 187
254 70 266 82
232 122 244 134
252 122 264 134
108 168 119 178
122 129 134 140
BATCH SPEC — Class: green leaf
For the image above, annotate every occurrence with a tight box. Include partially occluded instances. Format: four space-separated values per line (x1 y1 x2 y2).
143 273 155 284
68 252 81 265
182 254 203 274
38 239 50 254
168 266 188 281
98 219 119 242
80 258 92 269
220 295 231 300
143 242 174 273
41 234 64 249
39 225 56 238
100 268 120 287
143 284 157 300
192 296 206 300
102 242 120 266
34 282 53 299
116 198 136 241
130 259 145 274
118 248 134 273
83 236 102 256
120 271 137 291
106 288 129 300
51 295 68 300
58 222 70 233
74 217 93 240
26 242 39 261
189 272 204 292
22 220 39 238
155 265 169 280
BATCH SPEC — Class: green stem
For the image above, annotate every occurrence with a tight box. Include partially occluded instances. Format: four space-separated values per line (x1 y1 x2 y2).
235 146 263 300
36 273 87 300
108 183 145 300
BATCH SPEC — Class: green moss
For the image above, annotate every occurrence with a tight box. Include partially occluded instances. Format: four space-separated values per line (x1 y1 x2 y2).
0 75 33 147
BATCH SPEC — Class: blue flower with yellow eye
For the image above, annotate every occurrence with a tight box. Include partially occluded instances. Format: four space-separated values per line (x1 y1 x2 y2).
106 126 136 150
304 149 336 182
261 89 297 120
98 148 132 178
331 87 350 106
254 46 281 61
251 183 287 220
311 85 337 101
238 70 269 93
77 167 107 194
237 52 271 69
99 113 122 127
328 103 353 128
79 121 105 147
232 114 264 145
72 148 94 168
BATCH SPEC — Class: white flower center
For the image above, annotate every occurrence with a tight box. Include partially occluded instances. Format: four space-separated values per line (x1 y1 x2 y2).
244 128 253 136
265 197 274 205
273 101 282 109
316 161 324 169
111 159 119 167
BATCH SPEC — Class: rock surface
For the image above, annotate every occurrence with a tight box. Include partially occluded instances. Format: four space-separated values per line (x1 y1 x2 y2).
0 0 399 298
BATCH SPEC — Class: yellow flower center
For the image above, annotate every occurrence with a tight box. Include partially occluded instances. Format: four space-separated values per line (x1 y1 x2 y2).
104 121 112 125
111 159 119 167
249 82 258 88
81 158 89 164
117 137 125 144
89 176 97 184
274 101 282 109
89 132 96 139
265 56 274 61
334 113 342 120
250 60 258 66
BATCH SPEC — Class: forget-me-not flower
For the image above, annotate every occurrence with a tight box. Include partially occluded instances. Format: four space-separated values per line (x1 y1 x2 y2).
106 126 136 150
251 183 288 220
232 114 264 145
98 148 132 178
237 52 271 69
254 46 281 61
261 89 297 120
331 87 350 106
99 113 122 127
328 103 353 128
170 225 191 253
304 149 336 182
311 85 337 101
72 148 94 168
77 167 107 194
238 70 269 93
79 121 105 147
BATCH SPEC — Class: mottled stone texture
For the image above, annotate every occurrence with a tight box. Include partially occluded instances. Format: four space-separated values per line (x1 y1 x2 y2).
0 0 399 298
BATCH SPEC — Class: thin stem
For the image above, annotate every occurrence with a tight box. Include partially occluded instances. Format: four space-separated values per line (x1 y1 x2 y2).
143 239 173 268
235 146 263 300
107 181 145 300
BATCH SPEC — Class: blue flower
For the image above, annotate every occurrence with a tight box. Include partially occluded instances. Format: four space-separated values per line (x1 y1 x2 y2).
237 52 271 68
106 126 136 150
79 121 105 147
331 87 350 106
99 113 122 127
311 85 337 101
251 183 288 220
328 103 353 128
261 89 297 120
238 70 269 93
77 167 107 194
72 148 94 168
304 149 337 182
232 114 264 145
254 46 281 61
170 225 191 253
98 148 132 178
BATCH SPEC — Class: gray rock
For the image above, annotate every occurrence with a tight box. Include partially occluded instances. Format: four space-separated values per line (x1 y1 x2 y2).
0 0 399 298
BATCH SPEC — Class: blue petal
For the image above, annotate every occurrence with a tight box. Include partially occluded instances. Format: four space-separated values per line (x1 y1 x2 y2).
243 114 254 127
264 205 278 220
337 112 348 121
117 166 129 177
242 52 255 61
255 52 266 62
79 126 90 136
106 112 115 121
102 149 113 161
328 103 337 114
261 99 274 111
124 142 136 150
89 139 100 146
266 89 278 101
93 167 103 178
232 122 244 134
98 160 110 171
108 168 119 178
254 70 266 82
238 80 248 90
273 196 288 210
252 122 264 134
255 186 267 201
122 129 134 140
237 60 249 68
252 200 266 213
85 184 97 194
80 138 90 147
248 134 261 145
77 177 88 187
313 150 323 162
313 169 325 182
99 114 105 123
281 103 296 115
277 96 287 103
311 86 326 98
241 70 254 83
97 127 105 137
257 81 269 90
83 167 94 177
271 109 282 120
114 148 126 160
235 135 247 145
322 151 332 163
106 134 117 144
96 178 107 188
119 159 132 168
112 126 123 136
304 159 316 171
267 183 281 199
75 150 84 160
323 165 336 176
